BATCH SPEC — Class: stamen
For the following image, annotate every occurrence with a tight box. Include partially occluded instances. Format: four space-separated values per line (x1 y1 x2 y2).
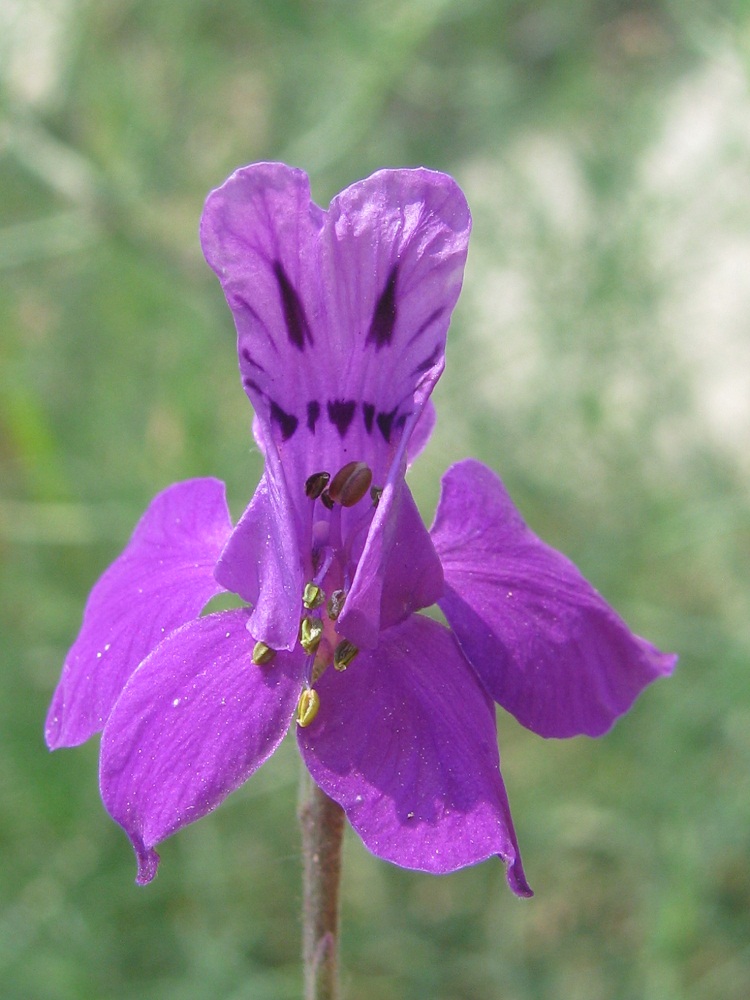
305 471 330 499
320 492 335 511
251 641 275 666
296 688 320 727
370 485 383 506
303 582 325 610
326 461 373 508
333 639 359 671
327 589 346 620
300 615 324 654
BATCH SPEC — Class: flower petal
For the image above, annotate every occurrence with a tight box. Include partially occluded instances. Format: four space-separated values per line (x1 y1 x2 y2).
100 609 305 884
431 460 677 738
201 164 470 491
214 471 303 651
338 476 443 648
46 479 232 749
298 614 531 895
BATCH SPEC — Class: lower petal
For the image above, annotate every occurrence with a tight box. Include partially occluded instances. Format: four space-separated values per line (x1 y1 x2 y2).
432 459 677 738
46 478 232 749
100 609 305 883
298 613 531 896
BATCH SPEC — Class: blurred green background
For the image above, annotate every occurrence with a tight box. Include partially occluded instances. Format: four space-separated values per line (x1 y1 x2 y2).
2 1 749 998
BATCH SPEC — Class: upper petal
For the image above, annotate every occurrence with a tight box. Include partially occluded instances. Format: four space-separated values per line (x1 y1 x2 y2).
200 163 470 492
431 460 677 738
46 478 232 749
298 614 531 895
100 609 305 884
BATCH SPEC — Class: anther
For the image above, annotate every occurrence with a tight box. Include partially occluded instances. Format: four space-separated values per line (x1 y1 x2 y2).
296 688 320 727
320 491 335 510
327 589 346 621
252 641 275 666
303 582 325 610
333 639 359 671
300 615 324 654
370 485 383 506
305 471 330 499
327 461 373 508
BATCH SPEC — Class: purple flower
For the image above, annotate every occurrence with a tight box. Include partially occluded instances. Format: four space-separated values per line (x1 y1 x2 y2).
46 163 676 894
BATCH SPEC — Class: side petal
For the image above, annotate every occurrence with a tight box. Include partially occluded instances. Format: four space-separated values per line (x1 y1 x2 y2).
431 459 677 738
214 471 303 651
338 476 443 649
46 479 232 749
298 614 531 895
100 609 305 884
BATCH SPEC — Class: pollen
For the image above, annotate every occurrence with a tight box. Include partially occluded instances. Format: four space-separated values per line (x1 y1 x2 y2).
296 687 320 727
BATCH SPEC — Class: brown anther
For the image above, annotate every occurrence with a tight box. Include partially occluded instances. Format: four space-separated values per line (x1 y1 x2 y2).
252 641 275 666
333 639 359 671
370 485 383 506
327 589 346 621
327 461 373 508
305 471 330 499
320 491 335 510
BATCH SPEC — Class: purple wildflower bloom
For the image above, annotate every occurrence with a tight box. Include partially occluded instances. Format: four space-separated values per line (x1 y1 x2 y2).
46 163 676 894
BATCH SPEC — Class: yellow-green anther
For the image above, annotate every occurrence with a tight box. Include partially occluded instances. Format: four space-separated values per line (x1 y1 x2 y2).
296 688 320 727
303 581 325 610
252 641 275 666
327 589 346 620
333 639 359 671
300 615 324 654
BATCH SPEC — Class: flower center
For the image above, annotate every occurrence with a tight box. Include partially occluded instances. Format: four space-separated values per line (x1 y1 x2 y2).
294 460 380 725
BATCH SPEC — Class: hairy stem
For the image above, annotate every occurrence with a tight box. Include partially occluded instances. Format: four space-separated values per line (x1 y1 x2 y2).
299 768 346 1000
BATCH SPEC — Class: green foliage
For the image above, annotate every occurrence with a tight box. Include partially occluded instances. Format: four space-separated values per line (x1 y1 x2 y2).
2 1 749 997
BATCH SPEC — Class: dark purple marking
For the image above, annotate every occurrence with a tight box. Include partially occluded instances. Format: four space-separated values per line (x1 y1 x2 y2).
327 399 357 437
243 377 263 394
412 343 442 376
376 407 398 443
241 347 267 372
270 400 298 441
366 265 398 350
273 260 313 351
362 402 375 434
307 400 321 432
406 307 445 348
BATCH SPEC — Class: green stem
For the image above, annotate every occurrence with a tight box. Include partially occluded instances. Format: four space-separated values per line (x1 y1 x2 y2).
298 768 346 1000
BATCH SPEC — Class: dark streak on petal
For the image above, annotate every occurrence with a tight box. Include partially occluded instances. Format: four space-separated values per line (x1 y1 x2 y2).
273 260 313 351
327 399 357 437
366 265 398 350
406 306 445 348
363 402 375 434
395 412 408 434
412 343 442 376
270 400 299 441
376 407 398 443
307 400 321 433
241 347 267 372
243 377 263 394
